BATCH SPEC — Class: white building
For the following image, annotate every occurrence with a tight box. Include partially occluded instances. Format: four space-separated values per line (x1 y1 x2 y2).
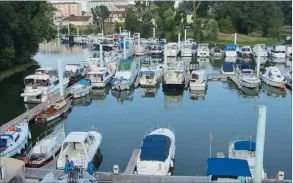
62 16 93 26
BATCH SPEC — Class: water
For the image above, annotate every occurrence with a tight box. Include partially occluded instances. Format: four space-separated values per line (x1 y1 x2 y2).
0 44 291 178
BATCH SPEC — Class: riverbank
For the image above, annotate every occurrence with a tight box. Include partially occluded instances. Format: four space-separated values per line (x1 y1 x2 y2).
0 61 39 83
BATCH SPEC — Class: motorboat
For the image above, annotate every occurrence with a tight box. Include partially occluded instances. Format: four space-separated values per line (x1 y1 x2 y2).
35 97 72 123
41 166 98 183
261 66 286 88
220 62 235 75
112 58 139 90
150 45 164 57
135 46 146 56
285 70 292 84
103 51 119 63
252 44 268 57
207 158 252 182
163 62 185 91
236 62 261 88
224 44 237 57
71 79 92 99
140 38 149 44
269 45 286 58
196 43 210 57
139 68 160 88
21 68 69 103
165 43 179 57
135 128 175 175
22 124 65 168
0 121 31 157
238 46 252 58
210 47 223 57
180 43 193 57
286 45 292 58
57 131 102 170
65 64 87 86
229 139 267 179
87 66 114 88
189 70 207 91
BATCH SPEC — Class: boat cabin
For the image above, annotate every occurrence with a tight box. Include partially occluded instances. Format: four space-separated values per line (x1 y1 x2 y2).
24 74 51 87
190 70 205 82
140 71 155 79
207 158 252 182
87 68 110 82
35 68 57 77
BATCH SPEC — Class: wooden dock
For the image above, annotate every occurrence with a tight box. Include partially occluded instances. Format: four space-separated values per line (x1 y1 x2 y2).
124 149 139 174
0 84 74 133
228 75 242 89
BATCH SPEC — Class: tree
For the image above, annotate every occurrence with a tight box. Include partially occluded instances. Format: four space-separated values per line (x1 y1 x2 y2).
91 5 110 33
124 7 139 33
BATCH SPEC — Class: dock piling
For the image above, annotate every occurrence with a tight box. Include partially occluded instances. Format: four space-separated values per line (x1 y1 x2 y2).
164 44 167 69
58 59 64 97
184 29 187 43
254 106 267 183
123 37 126 59
119 26 121 35
138 33 140 51
257 45 261 78
99 44 103 66
153 28 155 38
178 33 181 51
234 33 237 44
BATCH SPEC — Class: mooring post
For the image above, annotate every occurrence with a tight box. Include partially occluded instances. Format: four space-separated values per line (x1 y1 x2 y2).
256 45 261 78
58 59 64 97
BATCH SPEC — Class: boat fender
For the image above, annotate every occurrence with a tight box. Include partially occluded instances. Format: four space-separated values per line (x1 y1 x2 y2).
22 157 31 164
29 132 32 139
18 149 21 155
170 160 174 168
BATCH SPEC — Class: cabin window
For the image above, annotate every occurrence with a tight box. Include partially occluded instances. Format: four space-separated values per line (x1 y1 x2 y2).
14 135 19 142
192 74 198 79
53 80 59 86
146 74 154 79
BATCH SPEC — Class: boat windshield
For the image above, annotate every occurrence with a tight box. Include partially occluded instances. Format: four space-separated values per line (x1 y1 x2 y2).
25 79 49 87
214 48 221 53
242 48 251 52
272 50 285 53
192 74 199 79
30 153 46 161
242 70 253 74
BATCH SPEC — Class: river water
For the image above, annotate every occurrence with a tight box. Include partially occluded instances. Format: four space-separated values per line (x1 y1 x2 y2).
0 44 291 178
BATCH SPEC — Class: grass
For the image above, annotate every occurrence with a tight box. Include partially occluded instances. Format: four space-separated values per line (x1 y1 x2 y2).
186 30 281 46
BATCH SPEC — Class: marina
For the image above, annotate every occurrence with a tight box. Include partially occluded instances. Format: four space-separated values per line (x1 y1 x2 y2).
0 40 291 182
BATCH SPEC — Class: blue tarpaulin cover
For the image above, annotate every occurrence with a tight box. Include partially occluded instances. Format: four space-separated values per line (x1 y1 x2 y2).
222 62 234 72
79 79 90 86
142 71 155 75
207 158 252 177
234 141 256 151
225 44 237 51
120 41 130 49
140 134 171 162
239 62 250 70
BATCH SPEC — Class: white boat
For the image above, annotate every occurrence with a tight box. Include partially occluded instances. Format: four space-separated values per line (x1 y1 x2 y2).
65 64 87 85
57 131 102 170
21 68 69 103
210 47 223 57
180 43 193 57
238 46 252 58
103 51 119 63
0 121 31 157
229 139 267 179
286 45 292 58
135 128 175 175
22 124 65 168
135 46 146 56
41 166 98 183
112 59 139 90
236 63 261 88
71 79 92 98
220 62 235 75
163 62 185 91
196 43 210 57
224 44 237 57
189 70 207 91
261 66 287 88
150 45 164 57
207 158 252 182
252 44 268 57
139 68 160 87
87 66 114 88
269 45 286 58
140 38 149 44
165 43 179 57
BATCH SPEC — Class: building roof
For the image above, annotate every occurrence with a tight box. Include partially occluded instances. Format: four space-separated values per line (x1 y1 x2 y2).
207 158 252 177
51 2 80 5
63 16 92 22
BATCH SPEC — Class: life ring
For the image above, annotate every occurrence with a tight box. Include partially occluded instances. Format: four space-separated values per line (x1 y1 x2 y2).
22 157 31 164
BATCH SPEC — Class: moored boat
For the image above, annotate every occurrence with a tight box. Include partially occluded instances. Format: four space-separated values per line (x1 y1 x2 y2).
236 63 261 88
64 64 87 86
22 124 65 168
220 62 235 75
71 79 92 98
163 62 185 91
135 128 175 175
261 66 286 88
0 121 31 157
189 70 207 91
57 131 102 170
87 66 114 88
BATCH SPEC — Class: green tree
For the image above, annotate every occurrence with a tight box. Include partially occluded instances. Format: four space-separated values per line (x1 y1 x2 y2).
124 7 139 33
91 5 110 33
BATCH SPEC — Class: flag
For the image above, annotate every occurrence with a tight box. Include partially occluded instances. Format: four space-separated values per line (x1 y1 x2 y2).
210 132 214 141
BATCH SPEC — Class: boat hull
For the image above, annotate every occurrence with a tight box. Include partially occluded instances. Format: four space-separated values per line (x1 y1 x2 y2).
72 88 92 99
240 79 260 88
261 76 286 88
189 83 207 91
35 103 72 123
163 83 185 91
25 148 61 168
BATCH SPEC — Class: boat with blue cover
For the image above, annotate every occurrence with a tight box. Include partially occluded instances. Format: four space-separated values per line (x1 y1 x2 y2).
71 79 92 99
224 44 237 57
112 58 139 90
0 121 31 157
135 128 175 175
207 158 252 182
220 62 235 75
229 139 267 179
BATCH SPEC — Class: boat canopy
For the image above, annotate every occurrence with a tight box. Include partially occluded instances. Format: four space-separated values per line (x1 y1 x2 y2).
142 71 155 75
207 158 251 177
118 59 133 70
234 140 256 151
79 79 90 86
63 132 89 143
140 134 171 162
225 44 237 51
239 62 250 70
222 63 234 72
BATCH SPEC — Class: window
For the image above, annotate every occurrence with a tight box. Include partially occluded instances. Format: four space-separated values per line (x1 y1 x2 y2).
53 80 59 86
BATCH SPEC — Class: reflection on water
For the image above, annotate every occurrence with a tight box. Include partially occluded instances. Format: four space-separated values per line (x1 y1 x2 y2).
164 91 184 108
140 84 160 98
189 90 206 100
111 89 134 104
71 94 93 107
240 87 260 97
262 83 287 98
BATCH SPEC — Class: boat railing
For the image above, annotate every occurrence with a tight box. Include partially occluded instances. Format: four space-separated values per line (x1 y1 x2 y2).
228 134 256 148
